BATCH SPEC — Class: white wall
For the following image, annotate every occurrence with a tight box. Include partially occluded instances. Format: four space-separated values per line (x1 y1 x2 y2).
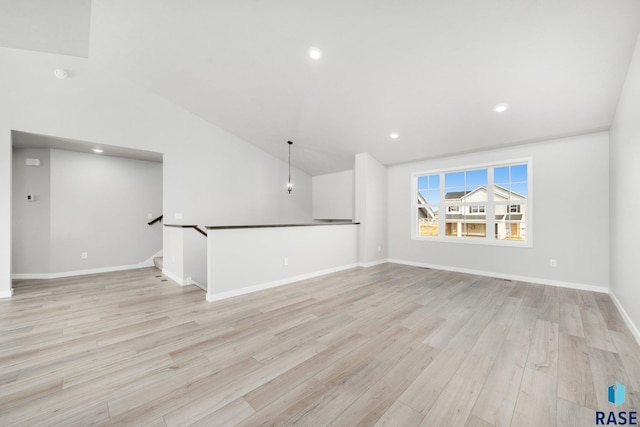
610 34 640 339
354 153 388 265
206 224 358 301
162 226 184 284
0 47 313 296
0 130 11 297
12 148 51 274
312 170 353 220
183 227 207 288
162 226 207 289
388 132 610 290
48 149 162 274
12 148 163 276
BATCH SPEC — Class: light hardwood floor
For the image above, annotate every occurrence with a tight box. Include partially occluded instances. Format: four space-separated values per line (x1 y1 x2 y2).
1 264 639 426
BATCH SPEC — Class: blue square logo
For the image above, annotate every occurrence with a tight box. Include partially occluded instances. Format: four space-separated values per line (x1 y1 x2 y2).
608 382 626 407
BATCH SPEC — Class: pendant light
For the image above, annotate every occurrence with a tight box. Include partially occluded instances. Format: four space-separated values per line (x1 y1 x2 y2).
287 141 293 194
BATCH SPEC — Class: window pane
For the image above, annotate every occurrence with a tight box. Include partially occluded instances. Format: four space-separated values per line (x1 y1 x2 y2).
445 221 458 236
511 182 527 198
495 222 526 240
464 222 486 238
418 207 439 236
465 168 488 202
445 170 488 203
465 169 487 189
445 203 462 237
496 202 526 240
418 174 441 204
445 171 464 188
510 164 527 183
445 171 464 203
418 174 440 191
428 174 440 190
417 175 429 192
495 164 528 201
494 166 509 186
418 204 438 218
426 189 440 204
446 218 486 238
494 184 511 201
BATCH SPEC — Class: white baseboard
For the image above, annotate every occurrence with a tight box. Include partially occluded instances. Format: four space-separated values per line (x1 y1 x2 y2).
387 259 609 294
358 259 390 268
206 263 359 302
11 260 158 280
11 273 52 280
162 269 188 286
188 279 206 291
160 270 204 290
0 289 14 298
204 256 608 304
609 291 640 346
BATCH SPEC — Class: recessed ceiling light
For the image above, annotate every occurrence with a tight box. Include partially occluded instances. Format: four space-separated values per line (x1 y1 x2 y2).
308 47 322 60
53 69 68 79
389 132 400 140
493 103 509 113
92 148 103 154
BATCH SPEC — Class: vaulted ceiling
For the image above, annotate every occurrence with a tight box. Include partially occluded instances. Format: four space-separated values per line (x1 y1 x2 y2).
3 0 640 175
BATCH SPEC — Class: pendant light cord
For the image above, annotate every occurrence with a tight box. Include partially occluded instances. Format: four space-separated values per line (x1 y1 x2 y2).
287 141 293 193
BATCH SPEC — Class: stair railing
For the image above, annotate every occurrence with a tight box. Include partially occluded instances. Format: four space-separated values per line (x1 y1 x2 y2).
147 214 163 226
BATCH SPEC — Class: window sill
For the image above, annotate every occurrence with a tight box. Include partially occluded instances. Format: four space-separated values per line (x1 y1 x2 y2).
412 235 532 248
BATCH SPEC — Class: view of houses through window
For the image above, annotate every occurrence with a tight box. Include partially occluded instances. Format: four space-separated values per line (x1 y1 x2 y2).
415 162 529 243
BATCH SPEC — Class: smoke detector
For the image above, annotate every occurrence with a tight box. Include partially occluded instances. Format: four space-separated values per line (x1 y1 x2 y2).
54 69 68 79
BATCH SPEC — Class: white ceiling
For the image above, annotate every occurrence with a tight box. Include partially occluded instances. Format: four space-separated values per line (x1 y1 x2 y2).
0 0 91 58
12 131 163 163
6 1 640 175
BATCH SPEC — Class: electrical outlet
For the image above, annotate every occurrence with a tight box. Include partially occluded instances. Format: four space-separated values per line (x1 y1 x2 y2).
549 259 557 267
284 257 289 266
175 213 183 220
378 245 381 252
147 213 153 219
81 252 88 259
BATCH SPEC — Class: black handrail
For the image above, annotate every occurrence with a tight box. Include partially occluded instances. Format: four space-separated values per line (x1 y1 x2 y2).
190 226 208 237
164 224 207 237
148 215 163 226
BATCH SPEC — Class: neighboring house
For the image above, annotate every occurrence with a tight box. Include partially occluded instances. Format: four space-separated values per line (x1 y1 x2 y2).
417 193 439 237
419 185 527 240
417 193 436 220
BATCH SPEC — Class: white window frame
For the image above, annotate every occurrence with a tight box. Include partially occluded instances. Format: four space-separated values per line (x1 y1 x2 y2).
412 158 532 247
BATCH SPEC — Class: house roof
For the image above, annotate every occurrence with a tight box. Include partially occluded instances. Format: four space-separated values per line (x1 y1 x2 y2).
445 185 526 201
445 191 471 200
417 193 436 219
494 184 527 200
